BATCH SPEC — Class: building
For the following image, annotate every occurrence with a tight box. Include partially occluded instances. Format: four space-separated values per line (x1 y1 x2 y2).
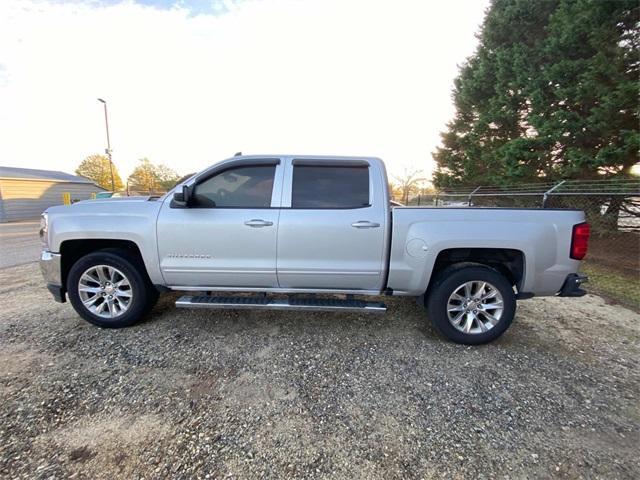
0 166 105 223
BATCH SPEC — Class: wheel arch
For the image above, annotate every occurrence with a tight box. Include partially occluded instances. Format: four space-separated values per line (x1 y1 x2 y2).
60 239 150 291
426 248 525 295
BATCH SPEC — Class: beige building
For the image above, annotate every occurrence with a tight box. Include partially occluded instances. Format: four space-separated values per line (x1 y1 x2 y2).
0 166 105 223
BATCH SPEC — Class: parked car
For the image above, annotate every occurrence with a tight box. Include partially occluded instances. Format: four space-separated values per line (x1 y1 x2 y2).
39 155 589 344
95 191 126 199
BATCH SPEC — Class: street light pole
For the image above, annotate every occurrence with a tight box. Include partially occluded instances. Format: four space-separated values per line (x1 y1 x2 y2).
97 98 115 192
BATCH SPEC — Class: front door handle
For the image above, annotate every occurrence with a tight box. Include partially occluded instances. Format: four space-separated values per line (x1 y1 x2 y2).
244 219 273 228
351 221 380 229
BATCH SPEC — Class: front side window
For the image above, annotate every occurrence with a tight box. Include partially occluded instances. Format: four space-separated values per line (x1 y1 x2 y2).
292 165 370 209
193 165 275 208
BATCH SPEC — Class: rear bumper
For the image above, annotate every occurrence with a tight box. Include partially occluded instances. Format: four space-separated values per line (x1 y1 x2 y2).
557 273 588 297
40 251 66 303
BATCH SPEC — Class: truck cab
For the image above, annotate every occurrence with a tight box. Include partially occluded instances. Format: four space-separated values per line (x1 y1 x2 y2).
158 156 389 292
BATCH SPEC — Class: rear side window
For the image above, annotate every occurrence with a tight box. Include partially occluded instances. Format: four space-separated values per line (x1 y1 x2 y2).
292 165 370 209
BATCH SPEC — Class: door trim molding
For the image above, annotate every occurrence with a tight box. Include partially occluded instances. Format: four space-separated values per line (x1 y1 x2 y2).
277 269 380 276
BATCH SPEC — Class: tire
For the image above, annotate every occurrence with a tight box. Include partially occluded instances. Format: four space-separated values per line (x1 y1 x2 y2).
426 263 516 345
67 249 159 328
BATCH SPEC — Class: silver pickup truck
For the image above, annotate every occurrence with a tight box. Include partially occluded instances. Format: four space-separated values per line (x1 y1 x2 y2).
39 155 590 344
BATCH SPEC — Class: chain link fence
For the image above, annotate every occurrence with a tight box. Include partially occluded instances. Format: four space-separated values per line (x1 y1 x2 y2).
392 179 640 310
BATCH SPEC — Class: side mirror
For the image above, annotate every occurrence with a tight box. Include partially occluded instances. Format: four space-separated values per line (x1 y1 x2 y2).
172 185 192 207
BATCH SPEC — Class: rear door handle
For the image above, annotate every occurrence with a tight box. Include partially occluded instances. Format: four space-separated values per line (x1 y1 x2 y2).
244 219 273 228
351 221 380 229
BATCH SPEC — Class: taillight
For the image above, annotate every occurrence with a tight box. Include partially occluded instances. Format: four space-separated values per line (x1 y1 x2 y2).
570 222 590 260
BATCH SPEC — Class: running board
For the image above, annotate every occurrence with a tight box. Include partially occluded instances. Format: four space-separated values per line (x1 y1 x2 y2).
175 295 387 313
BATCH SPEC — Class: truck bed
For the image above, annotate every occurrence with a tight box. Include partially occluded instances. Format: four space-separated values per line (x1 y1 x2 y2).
387 207 585 296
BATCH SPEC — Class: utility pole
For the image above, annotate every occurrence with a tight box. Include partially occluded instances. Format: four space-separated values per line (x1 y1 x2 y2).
97 98 115 191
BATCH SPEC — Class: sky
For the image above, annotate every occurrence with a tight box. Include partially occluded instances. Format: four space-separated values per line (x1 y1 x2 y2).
0 0 489 180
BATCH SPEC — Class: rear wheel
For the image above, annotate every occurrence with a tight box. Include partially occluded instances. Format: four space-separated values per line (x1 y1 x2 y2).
67 250 158 328
426 264 516 345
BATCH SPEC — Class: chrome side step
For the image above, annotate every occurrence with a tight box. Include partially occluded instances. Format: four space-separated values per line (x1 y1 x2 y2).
175 295 387 313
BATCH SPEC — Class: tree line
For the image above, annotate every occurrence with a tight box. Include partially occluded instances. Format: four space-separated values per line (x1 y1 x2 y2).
77 152 435 203
75 155 181 193
433 0 638 188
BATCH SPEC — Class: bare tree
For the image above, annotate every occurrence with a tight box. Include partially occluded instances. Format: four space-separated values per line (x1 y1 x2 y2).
392 167 428 205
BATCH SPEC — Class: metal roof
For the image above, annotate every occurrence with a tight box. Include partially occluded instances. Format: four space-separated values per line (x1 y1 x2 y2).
0 166 95 184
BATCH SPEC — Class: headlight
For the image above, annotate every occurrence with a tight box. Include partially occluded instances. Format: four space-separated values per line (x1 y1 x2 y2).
39 213 49 249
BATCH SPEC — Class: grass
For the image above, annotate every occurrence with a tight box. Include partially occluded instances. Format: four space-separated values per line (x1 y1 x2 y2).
581 262 640 311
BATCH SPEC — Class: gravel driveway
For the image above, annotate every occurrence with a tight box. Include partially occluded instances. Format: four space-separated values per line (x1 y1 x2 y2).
1 263 639 479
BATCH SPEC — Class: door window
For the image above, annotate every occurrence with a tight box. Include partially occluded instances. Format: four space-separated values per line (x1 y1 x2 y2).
193 165 275 208
291 165 369 209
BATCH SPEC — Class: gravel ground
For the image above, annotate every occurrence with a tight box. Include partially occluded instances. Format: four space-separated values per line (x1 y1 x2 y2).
1 263 639 479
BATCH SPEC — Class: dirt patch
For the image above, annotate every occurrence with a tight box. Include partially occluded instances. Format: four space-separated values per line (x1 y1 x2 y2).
68 445 96 463
188 373 219 401
0 343 51 378
221 370 296 407
36 414 171 479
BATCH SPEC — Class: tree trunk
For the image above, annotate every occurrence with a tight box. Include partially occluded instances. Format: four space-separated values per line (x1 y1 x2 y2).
600 196 623 232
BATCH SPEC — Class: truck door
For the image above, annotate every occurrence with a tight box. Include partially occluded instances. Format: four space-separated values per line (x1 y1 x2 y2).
156 159 283 287
276 159 387 291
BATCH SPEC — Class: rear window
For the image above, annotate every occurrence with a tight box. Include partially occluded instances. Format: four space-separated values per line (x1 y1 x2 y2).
291 165 370 209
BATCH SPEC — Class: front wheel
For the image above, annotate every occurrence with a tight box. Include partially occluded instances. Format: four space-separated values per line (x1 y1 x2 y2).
67 249 158 328
426 264 516 345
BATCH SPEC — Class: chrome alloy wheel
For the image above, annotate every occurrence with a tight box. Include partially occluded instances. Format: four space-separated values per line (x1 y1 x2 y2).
446 281 504 334
77 265 133 318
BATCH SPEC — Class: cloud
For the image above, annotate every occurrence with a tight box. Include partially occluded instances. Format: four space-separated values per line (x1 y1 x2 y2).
0 0 488 178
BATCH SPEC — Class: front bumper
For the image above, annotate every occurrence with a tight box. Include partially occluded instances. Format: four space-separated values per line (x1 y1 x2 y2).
40 251 66 303
557 273 588 297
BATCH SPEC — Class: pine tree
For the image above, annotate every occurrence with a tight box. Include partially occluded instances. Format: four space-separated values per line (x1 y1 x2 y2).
433 0 639 188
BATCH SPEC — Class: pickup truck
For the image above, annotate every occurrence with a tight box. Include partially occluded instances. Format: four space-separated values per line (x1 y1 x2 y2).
39 155 590 344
